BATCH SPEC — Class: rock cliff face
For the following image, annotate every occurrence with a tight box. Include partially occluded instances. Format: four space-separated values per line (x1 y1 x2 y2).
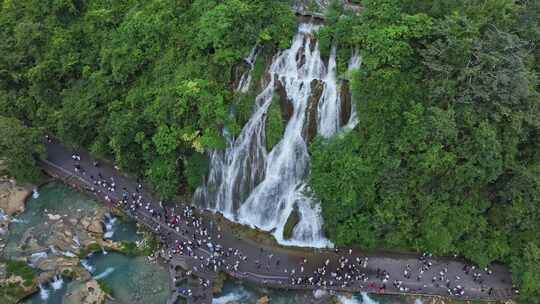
303 79 325 143
339 80 352 126
275 79 294 125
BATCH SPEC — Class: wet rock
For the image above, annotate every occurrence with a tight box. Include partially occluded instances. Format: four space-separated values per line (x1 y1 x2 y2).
0 178 31 216
303 79 325 143
274 79 294 124
283 204 300 240
340 80 352 126
296 37 307 68
231 60 252 90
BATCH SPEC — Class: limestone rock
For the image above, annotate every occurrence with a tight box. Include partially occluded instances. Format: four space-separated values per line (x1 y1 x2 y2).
86 218 103 235
0 178 31 216
64 279 106 304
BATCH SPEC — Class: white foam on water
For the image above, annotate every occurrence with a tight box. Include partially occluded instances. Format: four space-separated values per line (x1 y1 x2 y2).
11 217 28 224
51 275 63 290
93 267 115 280
32 189 39 199
415 298 424 304
62 251 76 258
39 284 49 300
360 292 380 304
212 287 252 304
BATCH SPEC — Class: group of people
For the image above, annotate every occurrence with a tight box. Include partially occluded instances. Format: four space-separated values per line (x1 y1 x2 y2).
60 138 507 300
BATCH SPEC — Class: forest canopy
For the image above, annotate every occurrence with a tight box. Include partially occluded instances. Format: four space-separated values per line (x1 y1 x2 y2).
0 0 539 302
0 0 295 195
309 0 540 302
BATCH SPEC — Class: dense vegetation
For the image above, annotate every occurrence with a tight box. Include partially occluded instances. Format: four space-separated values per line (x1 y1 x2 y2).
310 0 540 302
1 0 539 301
0 0 295 197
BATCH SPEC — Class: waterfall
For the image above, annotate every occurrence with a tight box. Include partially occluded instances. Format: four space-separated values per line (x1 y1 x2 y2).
103 213 117 239
39 284 50 300
51 275 64 290
236 46 258 93
32 188 39 199
195 23 360 247
81 259 95 273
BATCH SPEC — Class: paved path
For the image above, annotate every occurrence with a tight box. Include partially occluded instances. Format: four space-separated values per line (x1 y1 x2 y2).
39 138 516 302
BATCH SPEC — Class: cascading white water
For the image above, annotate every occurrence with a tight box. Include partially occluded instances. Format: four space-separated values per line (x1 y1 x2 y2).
103 213 117 239
39 283 49 300
236 46 258 93
32 188 39 199
195 23 360 247
51 275 64 290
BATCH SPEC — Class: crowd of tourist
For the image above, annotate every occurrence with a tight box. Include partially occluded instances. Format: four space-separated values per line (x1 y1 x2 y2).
54 137 509 300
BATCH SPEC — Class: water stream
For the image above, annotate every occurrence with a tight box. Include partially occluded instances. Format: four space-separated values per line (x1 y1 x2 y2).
195 23 360 247
2 183 170 304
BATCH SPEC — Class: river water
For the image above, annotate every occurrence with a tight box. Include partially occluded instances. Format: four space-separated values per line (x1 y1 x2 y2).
5 184 428 303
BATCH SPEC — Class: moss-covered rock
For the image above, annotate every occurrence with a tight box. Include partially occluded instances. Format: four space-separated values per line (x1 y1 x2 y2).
265 96 286 151
283 205 300 240
303 79 324 143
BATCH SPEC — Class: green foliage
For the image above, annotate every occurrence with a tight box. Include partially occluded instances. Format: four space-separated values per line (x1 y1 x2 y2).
265 96 285 151
310 0 540 299
185 152 209 191
0 116 44 183
0 0 295 197
4 259 36 286
97 279 114 296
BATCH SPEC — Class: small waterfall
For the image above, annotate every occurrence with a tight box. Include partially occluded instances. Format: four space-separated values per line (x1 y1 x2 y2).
32 188 39 199
236 46 258 93
29 251 48 266
81 259 95 273
195 23 360 247
73 235 81 248
103 213 117 239
62 251 76 257
49 245 59 255
94 267 115 280
39 283 50 300
415 299 424 304
51 275 64 290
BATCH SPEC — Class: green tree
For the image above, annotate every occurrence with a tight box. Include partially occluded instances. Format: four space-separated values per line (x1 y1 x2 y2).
0 117 44 182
